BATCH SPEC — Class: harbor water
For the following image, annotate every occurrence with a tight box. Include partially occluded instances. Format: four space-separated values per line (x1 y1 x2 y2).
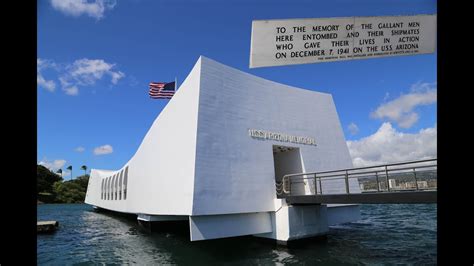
37 204 436 265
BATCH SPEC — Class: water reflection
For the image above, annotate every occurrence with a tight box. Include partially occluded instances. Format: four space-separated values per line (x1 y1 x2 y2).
38 204 436 265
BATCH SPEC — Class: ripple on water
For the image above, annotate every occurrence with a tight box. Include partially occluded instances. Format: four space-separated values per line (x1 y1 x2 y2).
38 203 436 264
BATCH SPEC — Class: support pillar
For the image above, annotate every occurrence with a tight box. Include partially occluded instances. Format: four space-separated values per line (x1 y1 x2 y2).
254 199 329 244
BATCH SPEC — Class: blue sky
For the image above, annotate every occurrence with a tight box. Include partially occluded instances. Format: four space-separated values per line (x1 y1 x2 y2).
37 0 437 178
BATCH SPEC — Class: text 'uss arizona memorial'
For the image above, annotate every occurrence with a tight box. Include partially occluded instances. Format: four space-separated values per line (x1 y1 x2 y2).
249 129 317 146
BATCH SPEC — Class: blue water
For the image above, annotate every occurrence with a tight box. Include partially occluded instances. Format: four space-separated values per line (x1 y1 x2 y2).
37 204 436 265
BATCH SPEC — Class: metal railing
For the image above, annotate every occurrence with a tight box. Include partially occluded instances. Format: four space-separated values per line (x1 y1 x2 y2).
276 159 437 197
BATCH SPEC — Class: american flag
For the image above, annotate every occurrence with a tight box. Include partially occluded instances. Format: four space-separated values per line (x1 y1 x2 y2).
149 81 176 99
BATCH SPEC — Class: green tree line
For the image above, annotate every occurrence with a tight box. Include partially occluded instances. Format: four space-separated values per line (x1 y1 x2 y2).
37 164 89 203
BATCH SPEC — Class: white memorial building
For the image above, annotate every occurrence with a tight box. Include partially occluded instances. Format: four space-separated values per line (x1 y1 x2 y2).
85 56 361 243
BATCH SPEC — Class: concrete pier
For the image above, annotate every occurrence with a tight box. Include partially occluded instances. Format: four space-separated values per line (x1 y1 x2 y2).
37 221 59 233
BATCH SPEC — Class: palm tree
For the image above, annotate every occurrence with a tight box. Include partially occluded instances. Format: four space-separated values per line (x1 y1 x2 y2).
56 168 63 179
81 165 87 176
66 165 72 180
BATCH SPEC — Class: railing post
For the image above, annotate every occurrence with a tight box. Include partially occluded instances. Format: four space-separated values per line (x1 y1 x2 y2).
375 172 380 192
282 176 290 195
319 176 323 195
413 168 419 190
385 165 390 192
345 170 350 194
313 174 317 195
288 177 291 195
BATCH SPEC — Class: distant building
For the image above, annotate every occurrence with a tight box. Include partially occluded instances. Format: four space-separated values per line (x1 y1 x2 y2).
428 180 437 188
401 180 429 189
388 179 397 189
417 181 428 189
404 181 417 189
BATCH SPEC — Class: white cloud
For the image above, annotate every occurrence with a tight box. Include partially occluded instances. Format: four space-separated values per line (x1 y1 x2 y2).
63 86 79 96
37 58 124 96
62 171 72 179
347 122 437 167
37 75 56 92
58 169 72 179
37 58 57 92
59 76 71 88
37 58 57 71
50 0 116 20
75 146 85 152
38 158 67 172
370 82 437 128
347 122 359 135
66 58 125 86
110 71 125 84
397 112 419 129
94 144 113 155
58 58 125 96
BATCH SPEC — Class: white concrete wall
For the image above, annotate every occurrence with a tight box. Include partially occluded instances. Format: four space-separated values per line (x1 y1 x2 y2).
85 169 115 205
192 57 359 216
189 212 273 241
254 199 329 242
287 205 328 240
85 58 202 215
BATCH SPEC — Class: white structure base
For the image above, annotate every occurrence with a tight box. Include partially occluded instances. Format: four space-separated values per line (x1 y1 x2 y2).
138 203 360 243
252 200 361 243
189 212 273 241
254 199 328 243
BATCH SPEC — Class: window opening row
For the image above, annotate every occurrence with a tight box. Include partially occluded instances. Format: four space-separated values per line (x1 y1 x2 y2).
101 166 128 200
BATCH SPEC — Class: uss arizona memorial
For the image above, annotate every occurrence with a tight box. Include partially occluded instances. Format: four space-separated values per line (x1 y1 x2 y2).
85 56 361 243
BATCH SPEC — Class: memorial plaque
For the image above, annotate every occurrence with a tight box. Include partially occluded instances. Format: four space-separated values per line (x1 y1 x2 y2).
250 15 436 68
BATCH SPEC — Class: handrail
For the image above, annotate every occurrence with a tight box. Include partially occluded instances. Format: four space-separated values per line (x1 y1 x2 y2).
280 159 437 195
293 167 437 180
283 158 436 178
323 164 435 175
